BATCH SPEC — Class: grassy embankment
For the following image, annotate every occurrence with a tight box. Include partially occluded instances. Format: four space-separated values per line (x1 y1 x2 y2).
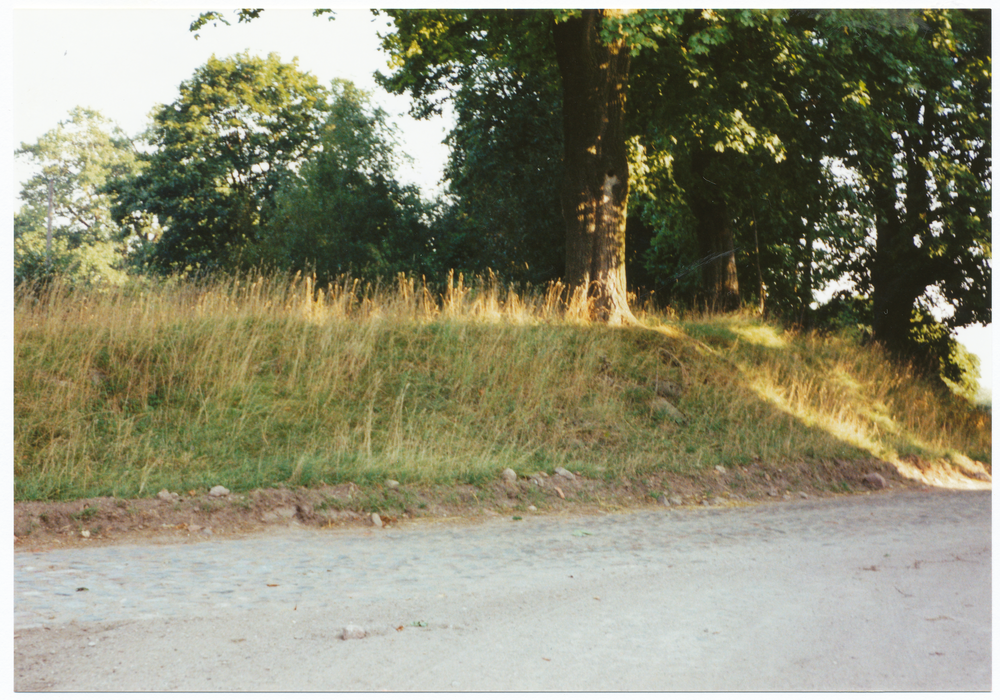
14 273 991 502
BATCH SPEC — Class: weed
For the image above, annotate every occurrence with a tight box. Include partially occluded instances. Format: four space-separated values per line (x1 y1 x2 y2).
316 497 344 512
71 505 99 521
834 481 854 494
351 489 408 514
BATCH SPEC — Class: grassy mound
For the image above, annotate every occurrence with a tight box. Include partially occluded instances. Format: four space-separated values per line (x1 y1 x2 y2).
14 273 990 501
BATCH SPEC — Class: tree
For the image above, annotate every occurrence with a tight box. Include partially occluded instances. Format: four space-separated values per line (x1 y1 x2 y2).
107 52 328 273
441 57 565 285
817 10 991 368
626 10 848 314
14 107 148 286
254 80 433 285
374 9 684 323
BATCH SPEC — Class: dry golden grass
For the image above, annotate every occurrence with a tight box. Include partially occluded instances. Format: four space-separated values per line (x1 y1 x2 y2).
14 273 990 501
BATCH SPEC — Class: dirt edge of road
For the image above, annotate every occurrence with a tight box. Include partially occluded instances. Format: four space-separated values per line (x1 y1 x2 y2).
14 455 990 550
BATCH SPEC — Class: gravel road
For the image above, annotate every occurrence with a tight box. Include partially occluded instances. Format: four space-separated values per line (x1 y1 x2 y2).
14 488 990 691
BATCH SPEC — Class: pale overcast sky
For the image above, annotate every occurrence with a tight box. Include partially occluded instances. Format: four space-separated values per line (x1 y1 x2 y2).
5 7 991 391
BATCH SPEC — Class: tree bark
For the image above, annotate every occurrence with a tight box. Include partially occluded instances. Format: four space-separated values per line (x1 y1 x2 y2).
688 150 740 312
870 93 934 358
870 203 925 357
552 10 636 324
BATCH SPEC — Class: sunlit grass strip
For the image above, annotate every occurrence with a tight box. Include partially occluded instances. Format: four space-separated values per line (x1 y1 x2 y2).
734 324 990 466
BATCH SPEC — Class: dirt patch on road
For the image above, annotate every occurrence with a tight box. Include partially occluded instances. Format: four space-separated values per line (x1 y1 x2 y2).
13 456 989 550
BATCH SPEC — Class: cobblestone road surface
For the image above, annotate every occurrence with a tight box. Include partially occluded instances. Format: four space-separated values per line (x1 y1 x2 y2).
14 489 991 691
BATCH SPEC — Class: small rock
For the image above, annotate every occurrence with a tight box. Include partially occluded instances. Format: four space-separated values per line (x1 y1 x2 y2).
669 496 684 506
798 492 809 500
767 488 779 497
157 489 175 502
528 505 537 511
501 468 518 483
202 527 213 536
554 467 576 480
653 378 683 399
262 507 297 523
649 397 688 424
371 513 383 527
209 485 230 498
385 479 400 489
80 530 90 538
714 465 726 474
187 524 202 533
341 625 367 640
554 486 566 499
782 493 791 501
657 494 669 507
863 473 888 490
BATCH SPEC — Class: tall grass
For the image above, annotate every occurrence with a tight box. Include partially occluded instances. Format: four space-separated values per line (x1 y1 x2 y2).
14 273 990 501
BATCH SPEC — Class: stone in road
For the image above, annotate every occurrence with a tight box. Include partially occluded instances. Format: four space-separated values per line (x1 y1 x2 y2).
14 489 990 691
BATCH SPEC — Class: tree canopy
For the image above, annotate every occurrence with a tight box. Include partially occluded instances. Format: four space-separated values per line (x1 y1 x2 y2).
107 51 329 273
440 57 565 285
15 107 147 286
252 79 433 285
817 10 991 367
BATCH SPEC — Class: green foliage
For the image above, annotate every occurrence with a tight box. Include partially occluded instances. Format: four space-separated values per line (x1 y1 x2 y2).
14 107 149 287
107 52 329 274
375 10 555 119
814 9 991 356
254 80 434 284
627 10 847 314
440 59 565 285
623 9 989 383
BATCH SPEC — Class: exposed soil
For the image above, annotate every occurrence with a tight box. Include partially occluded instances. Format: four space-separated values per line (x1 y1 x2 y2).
13 455 990 551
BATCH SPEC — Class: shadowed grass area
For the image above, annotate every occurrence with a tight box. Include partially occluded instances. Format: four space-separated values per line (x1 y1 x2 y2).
14 273 990 501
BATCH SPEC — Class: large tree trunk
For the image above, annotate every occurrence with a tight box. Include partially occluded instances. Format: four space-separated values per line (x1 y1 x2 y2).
552 10 636 324
870 94 933 358
688 150 740 312
870 205 925 357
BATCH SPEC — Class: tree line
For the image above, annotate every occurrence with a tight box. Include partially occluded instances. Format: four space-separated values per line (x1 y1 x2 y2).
14 9 990 387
